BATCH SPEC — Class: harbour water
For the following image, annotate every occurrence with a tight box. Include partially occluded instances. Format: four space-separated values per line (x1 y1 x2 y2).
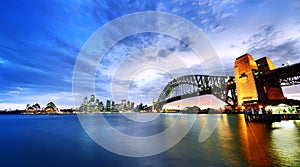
0 114 300 167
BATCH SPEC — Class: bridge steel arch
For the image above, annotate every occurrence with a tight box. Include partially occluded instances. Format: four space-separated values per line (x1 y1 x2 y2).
155 75 237 110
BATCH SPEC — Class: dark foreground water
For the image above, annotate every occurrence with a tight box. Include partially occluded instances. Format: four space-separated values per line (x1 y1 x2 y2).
0 114 300 167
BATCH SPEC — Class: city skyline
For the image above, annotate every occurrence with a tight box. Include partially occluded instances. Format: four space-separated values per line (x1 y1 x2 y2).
1 0 300 109
79 94 139 112
3 94 139 111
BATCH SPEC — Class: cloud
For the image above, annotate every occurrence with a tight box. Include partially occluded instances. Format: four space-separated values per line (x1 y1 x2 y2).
0 91 76 110
88 0 158 25
0 103 27 110
0 27 81 99
239 25 300 66
250 39 300 66
242 25 280 46
8 90 21 95
49 36 80 56
0 57 8 64
96 33 197 77
3 86 28 96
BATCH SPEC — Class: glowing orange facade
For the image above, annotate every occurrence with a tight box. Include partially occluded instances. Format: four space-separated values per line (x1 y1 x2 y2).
256 57 284 101
234 54 284 106
234 54 259 105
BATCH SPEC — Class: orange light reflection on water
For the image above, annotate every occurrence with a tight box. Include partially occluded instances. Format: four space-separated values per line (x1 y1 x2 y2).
237 115 272 166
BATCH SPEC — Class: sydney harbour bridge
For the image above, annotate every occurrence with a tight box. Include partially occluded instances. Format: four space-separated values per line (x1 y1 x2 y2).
154 54 300 111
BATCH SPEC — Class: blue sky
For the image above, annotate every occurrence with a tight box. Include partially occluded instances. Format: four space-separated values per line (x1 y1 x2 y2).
1 0 300 109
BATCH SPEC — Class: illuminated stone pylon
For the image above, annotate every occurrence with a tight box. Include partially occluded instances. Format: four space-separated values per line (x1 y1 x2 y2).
256 57 284 101
234 53 284 106
234 54 259 106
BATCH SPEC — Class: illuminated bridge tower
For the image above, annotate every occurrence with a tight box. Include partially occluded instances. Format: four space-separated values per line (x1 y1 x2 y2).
234 54 259 106
255 57 284 102
234 53 284 106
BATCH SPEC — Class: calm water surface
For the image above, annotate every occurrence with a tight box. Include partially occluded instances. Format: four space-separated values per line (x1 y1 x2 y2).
0 114 299 167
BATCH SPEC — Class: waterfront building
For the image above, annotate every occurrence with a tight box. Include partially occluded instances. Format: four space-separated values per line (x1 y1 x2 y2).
26 106 36 113
25 102 57 114
130 102 134 110
32 103 41 111
121 99 126 111
79 95 139 112
44 102 58 113
127 101 130 110
111 101 116 111
115 104 121 110
83 96 88 105
234 54 284 106
90 94 95 103
152 99 156 112
106 99 111 111
88 101 96 112
99 101 104 111
25 102 41 113
80 95 99 112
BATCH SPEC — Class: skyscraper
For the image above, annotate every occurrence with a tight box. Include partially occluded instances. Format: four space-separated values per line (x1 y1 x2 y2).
130 102 134 110
106 99 111 111
127 101 130 110
121 99 126 111
99 101 104 111
112 101 115 111
90 94 95 102
83 96 88 105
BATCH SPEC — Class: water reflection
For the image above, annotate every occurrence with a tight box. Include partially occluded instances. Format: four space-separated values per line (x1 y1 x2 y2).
269 120 300 166
214 115 240 165
214 115 300 166
237 115 272 166
1 114 300 166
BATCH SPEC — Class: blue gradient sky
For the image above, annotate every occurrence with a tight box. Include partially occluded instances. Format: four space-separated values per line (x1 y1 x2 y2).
1 0 300 109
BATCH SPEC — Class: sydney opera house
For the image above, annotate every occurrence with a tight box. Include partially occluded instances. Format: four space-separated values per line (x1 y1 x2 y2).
24 102 58 114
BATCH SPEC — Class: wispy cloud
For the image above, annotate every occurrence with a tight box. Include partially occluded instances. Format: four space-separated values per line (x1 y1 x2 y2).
0 90 76 110
235 24 300 66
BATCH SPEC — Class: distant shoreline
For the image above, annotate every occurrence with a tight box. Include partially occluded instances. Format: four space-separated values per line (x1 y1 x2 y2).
0 110 243 115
